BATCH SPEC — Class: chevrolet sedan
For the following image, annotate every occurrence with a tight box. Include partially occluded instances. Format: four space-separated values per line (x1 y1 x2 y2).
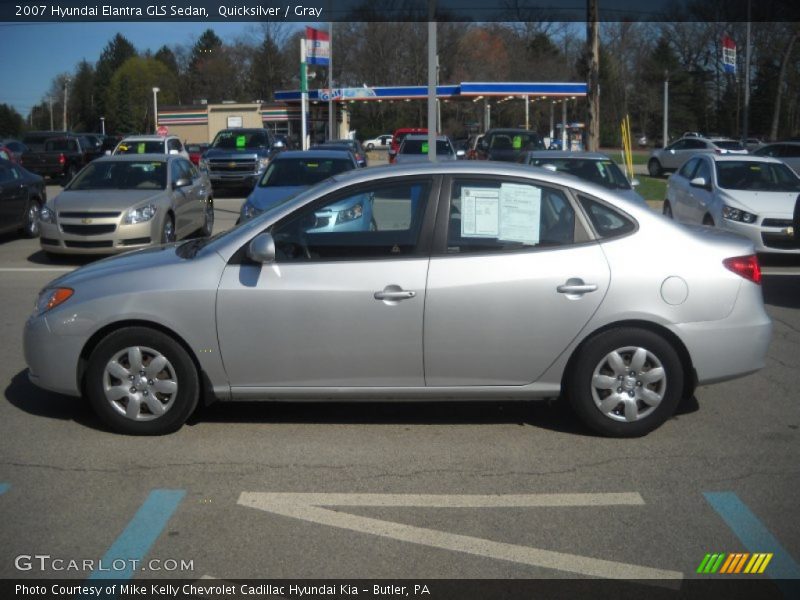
24 162 771 437
38 154 213 255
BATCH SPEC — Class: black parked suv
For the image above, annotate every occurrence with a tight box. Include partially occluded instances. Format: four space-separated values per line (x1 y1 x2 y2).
476 128 545 162
200 128 284 192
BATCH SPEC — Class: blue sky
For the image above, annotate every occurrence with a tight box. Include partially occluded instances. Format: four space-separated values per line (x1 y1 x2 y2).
0 22 304 117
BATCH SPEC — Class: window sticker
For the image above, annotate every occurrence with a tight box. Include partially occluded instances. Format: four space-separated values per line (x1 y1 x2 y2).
461 187 500 237
421 142 429 154
512 135 522 149
499 183 541 244
236 135 246 148
137 143 146 153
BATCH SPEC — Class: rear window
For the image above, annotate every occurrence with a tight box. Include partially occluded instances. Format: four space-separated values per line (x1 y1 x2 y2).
44 138 78 152
115 140 165 154
259 158 355 187
714 141 745 151
400 139 453 156
529 158 631 190
487 132 543 151
578 195 636 239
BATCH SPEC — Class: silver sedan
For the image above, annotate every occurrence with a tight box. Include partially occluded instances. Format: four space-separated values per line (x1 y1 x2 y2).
24 162 771 437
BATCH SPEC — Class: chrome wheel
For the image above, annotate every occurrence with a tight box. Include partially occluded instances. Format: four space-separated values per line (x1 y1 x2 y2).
202 200 214 236
102 346 178 421
590 346 666 423
24 201 41 237
162 216 176 243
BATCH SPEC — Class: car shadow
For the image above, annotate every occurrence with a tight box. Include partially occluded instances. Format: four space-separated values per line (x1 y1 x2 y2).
7 368 702 437
4 370 101 430
761 275 800 309
26 249 100 267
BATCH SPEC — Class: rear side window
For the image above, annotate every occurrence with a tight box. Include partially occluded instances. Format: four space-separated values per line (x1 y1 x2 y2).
446 179 576 253
578 195 636 239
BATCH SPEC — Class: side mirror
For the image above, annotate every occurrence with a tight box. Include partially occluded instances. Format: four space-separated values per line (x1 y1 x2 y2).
690 176 709 190
104 150 111 156
630 178 640 187
247 232 276 264
173 177 191 189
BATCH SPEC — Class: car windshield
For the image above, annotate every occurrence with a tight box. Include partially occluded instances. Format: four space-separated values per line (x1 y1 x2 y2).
714 140 745 151
400 139 453 155
716 161 800 192
258 158 355 187
68 161 167 190
115 140 165 154
531 158 631 190
488 132 541 150
211 131 269 149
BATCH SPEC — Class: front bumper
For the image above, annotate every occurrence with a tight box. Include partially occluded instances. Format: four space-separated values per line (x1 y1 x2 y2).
720 217 799 254
39 216 157 255
24 313 84 396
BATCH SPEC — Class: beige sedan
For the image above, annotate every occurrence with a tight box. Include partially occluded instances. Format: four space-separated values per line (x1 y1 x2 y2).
38 154 213 255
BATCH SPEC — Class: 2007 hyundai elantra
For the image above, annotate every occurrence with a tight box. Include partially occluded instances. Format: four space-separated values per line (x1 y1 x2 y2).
24 162 772 437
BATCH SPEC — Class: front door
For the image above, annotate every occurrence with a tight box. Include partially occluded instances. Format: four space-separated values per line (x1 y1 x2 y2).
216 177 436 390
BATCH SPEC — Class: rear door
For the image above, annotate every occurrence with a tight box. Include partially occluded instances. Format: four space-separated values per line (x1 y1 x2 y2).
670 157 700 221
423 175 610 385
0 164 27 230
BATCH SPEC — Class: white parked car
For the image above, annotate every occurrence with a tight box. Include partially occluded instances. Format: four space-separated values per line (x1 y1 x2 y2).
363 134 393 150
648 137 747 176
112 135 190 160
663 154 800 254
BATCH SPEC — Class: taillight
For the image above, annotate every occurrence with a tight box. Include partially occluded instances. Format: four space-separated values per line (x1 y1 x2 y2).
58 153 65 165
723 255 761 284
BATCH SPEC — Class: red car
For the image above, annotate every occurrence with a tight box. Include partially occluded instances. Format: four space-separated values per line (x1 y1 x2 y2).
389 128 427 163
186 143 209 166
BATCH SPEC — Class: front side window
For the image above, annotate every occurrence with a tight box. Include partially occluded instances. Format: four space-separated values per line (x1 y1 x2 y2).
678 158 700 179
446 179 575 254
270 179 431 261
694 158 712 184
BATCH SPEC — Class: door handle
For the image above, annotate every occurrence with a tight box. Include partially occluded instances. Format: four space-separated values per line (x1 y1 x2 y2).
557 280 598 295
374 290 416 301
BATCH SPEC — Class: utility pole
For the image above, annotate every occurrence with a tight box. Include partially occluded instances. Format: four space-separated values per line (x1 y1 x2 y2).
742 0 752 141
663 71 669 148
48 97 53 130
586 0 600 151
328 22 335 139
427 0 437 162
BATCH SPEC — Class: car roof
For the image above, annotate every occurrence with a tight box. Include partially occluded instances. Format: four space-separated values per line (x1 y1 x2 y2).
702 154 783 164
403 135 450 141
524 151 612 160
486 128 539 134
274 149 355 160
119 135 175 141
93 153 174 163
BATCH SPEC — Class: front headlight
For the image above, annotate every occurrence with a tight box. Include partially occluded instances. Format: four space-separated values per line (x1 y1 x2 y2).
241 202 263 221
722 204 757 224
123 204 157 224
198 158 208 171
39 205 56 224
258 157 271 171
34 287 73 316
336 202 364 224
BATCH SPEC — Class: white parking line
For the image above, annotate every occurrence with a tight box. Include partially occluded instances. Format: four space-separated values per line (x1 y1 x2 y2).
238 492 683 583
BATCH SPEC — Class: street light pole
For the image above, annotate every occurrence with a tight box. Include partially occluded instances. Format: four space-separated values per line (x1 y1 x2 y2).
63 79 70 130
152 87 160 134
100 116 105 136
663 71 669 148
48 97 53 130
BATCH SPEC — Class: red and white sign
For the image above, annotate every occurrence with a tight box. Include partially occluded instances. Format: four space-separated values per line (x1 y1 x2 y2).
305 26 330 66
157 125 169 136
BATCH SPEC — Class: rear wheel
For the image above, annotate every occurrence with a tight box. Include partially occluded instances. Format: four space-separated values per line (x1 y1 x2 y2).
647 158 663 177
703 214 715 226
161 214 176 243
85 327 199 435
567 327 683 437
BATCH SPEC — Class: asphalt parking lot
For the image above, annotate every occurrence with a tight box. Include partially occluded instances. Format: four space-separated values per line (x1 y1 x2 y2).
1 179 799 598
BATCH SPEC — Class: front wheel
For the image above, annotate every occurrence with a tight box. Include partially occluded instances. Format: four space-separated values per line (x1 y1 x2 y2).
566 327 683 437
647 159 663 177
22 198 41 238
84 327 199 435
201 199 214 237
161 214 176 244
366 142 374 150
63 164 77 185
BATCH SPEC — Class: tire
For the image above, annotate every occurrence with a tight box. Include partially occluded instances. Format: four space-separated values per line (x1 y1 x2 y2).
566 327 684 437
161 213 176 244
647 158 663 177
200 199 214 237
22 198 41 238
366 143 374 150
84 327 199 435
703 215 715 226
662 201 673 219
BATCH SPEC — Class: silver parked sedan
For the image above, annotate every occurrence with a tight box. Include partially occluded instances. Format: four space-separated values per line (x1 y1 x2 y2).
24 162 772 437
38 154 214 255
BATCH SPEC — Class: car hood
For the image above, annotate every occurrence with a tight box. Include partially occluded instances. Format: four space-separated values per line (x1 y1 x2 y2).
53 190 165 212
487 149 524 162
45 243 188 289
248 186 306 210
721 189 800 215
205 148 263 159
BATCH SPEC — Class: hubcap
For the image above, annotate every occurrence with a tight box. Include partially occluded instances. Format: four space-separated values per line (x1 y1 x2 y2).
102 346 178 421
164 219 175 243
27 204 40 235
590 346 666 423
